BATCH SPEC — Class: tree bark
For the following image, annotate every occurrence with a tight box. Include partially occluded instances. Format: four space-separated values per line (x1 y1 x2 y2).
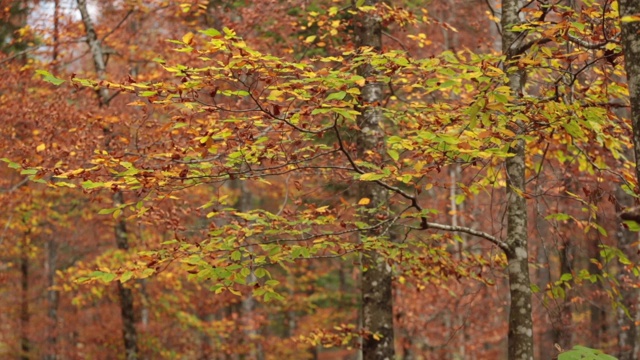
113 192 140 360
77 1 139 358
501 0 535 359
618 2 640 358
354 1 395 359
19 231 30 360
45 238 59 360
234 179 263 360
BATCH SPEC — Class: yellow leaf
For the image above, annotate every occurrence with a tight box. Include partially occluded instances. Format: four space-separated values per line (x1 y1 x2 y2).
304 35 316 44
621 15 640 23
354 77 366 87
358 197 371 205
182 32 194 44
36 143 46 152
425 183 433 190
501 129 516 137
315 205 329 213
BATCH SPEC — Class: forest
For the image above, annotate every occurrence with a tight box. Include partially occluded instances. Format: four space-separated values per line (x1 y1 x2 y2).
1 0 640 359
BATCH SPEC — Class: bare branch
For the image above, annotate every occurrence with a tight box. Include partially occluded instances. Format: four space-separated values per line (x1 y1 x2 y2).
424 221 510 252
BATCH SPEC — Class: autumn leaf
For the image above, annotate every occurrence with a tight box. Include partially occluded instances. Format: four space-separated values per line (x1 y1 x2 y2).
35 70 64 85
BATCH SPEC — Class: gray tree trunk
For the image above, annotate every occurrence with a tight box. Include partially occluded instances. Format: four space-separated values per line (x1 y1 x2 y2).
618 2 640 358
77 1 139 358
354 1 395 359
501 0 535 359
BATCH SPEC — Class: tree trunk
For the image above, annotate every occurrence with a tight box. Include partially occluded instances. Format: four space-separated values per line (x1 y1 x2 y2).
45 4 61 358
501 0 535 359
354 1 395 359
19 231 30 360
77 1 139 358
618 2 640 358
45 238 59 360
553 239 572 350
114 191 140 360
234 179 263 360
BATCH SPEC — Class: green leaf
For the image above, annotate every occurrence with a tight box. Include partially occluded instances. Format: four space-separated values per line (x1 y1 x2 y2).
387 149 399 161
624 220 640 232
255 268 267 278
1 158 21 169
88 271 116 283
36 70 65 86
311 108 332 115
199 28 221 37
231 250 242 261
359 173 386 181
545 213 571 221
98 208 117 215
82 180 104 189
558 345 617 360
120 271 133 283
325 91 347 101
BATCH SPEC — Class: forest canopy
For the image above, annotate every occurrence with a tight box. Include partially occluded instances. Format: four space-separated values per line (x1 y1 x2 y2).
0 1 639 359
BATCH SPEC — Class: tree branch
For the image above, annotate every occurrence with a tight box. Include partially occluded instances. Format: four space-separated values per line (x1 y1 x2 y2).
421 221 509 252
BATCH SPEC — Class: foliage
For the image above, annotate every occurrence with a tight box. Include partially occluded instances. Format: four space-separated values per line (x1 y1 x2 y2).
559 345 617 360
0 0 638 359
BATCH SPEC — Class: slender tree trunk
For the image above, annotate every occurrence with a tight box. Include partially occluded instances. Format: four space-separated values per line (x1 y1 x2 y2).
45 238 59 360
552 239 572 350
77 1 139 358
501 0 534 359
233 180 262 360
52 0 59 70
620 0 640 197
587 232 606 349
46 4 61 358
19 231 30 360
113 192 140 360
354 1 395 359
618 2 640 358
533 183 554 360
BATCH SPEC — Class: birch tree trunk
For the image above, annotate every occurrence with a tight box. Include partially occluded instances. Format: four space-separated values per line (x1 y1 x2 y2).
354 1 395 359
76 1 139 358
617 2 640 358
501 0 534 359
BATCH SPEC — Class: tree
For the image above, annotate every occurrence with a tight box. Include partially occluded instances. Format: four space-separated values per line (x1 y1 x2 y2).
353 1 395 359
76 0 138 357
617 1 640 358
1 1 637 359
500 0 534 358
